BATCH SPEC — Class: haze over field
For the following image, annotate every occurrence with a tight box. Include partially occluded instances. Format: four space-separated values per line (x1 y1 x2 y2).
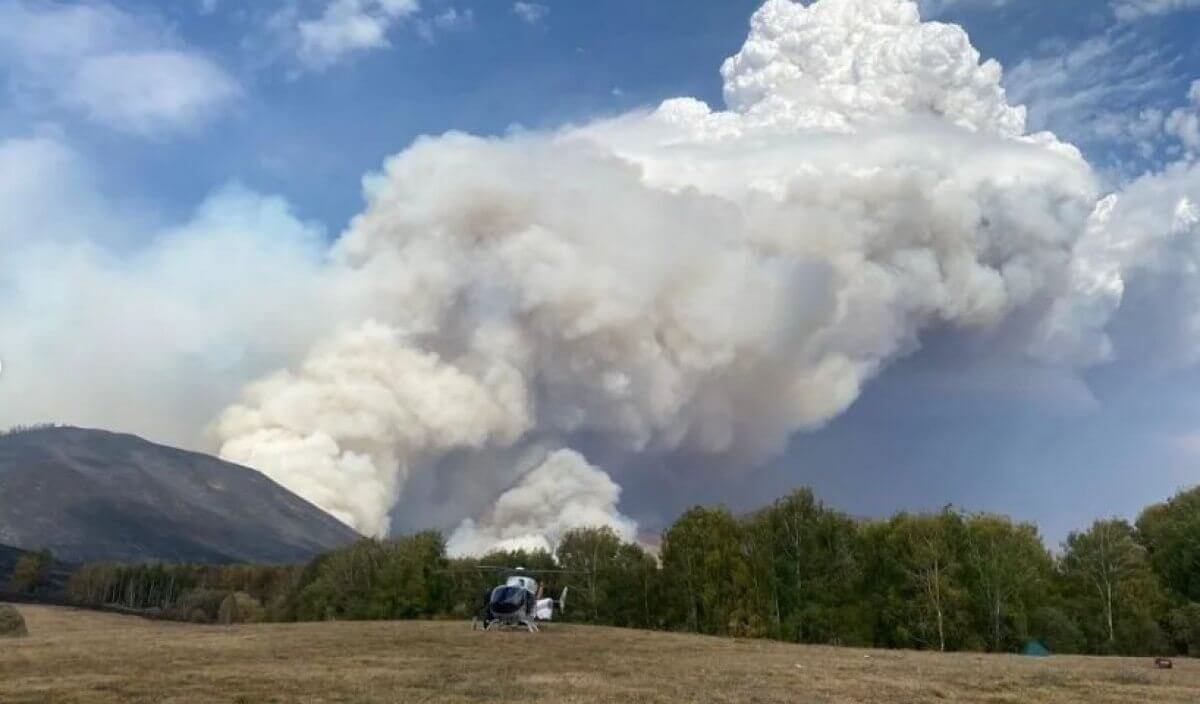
2 0 1199 550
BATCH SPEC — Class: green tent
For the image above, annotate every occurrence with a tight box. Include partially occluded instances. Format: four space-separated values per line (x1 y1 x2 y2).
1021 640 1051 657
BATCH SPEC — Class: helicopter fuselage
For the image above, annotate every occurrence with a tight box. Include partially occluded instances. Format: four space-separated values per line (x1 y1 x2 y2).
479 574 559 632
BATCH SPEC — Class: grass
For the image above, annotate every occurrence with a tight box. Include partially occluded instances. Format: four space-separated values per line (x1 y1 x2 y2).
1 603 1198 703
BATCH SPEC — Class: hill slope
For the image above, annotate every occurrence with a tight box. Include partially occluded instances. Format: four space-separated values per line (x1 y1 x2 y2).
0 427 359 564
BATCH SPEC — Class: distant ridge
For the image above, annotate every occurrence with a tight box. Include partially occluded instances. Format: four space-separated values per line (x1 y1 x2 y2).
0 426 359 564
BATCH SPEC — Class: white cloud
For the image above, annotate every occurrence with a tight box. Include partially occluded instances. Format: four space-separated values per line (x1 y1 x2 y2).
0 1 238 136
512 2 549 25
296 0 420 69
917 0 1010 16
1112 0 1200 21
415 7 474 43
1004 32 1178 173
921 0 1200 21
63 51 239 136
1165 80 1200 154
1166 109 1200 152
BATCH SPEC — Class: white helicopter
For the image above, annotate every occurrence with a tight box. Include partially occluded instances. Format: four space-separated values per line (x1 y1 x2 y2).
473 569 569 632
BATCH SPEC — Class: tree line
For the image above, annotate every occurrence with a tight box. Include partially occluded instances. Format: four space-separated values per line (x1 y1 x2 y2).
15 485 1200 657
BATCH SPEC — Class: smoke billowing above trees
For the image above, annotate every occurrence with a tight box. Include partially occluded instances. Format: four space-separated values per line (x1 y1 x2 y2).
3 0 1200 552
213 0 1199 549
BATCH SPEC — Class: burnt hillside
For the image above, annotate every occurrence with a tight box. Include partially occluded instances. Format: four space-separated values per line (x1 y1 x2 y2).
0 427 359 565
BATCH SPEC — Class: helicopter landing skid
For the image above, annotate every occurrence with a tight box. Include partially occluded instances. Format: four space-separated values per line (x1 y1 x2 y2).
476 618 539 633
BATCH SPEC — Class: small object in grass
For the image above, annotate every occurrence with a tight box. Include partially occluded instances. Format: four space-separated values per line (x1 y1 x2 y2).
0 604 28 638
1155 658 1173 670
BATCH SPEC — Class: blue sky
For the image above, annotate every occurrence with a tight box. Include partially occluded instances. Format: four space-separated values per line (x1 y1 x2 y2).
3 0 772 229
5 0 1191 229
3 0 1200 545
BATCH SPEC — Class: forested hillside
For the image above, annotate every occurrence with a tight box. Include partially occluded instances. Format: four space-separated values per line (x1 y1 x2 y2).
30 485 1200 657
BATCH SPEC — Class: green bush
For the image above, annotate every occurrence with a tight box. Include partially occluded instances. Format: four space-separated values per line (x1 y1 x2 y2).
218 592 265 625
1030 606 1085 654
169 589 231 624
1168 603 1200 656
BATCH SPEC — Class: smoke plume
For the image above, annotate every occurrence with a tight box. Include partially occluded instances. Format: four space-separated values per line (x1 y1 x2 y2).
213 0 1120 550
446 449 637 556
5 0 1196 555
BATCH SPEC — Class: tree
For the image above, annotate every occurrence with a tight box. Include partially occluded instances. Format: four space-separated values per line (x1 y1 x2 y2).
1136 487 1200 602
1061 519 1163 653
744 490 863 644
557 527 624 622
6 550 52 595
660 506 752 635
609 542 660 629
41 483 1197 656
891 511 965 651
292 533 449 621
962 515 1052 652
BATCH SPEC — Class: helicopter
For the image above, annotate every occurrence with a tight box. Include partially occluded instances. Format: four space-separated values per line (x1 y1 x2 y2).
472 567 570 632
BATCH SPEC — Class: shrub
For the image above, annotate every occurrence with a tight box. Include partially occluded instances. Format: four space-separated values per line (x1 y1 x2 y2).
0 604 28 637
218 592 266 625
1168 603 1200 656
1030 606 1085 654
169 589 230 624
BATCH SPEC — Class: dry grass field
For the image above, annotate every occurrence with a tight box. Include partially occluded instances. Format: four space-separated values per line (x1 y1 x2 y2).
2 603 1198 704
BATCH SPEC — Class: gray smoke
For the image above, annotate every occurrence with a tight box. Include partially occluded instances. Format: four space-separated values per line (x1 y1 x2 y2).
214 0 1140 549
3 0 1197 555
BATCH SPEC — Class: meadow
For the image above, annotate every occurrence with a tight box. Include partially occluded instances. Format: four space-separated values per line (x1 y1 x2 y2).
2 603 1198 703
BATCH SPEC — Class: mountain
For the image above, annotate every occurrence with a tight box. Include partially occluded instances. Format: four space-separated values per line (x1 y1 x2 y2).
0 426 359 564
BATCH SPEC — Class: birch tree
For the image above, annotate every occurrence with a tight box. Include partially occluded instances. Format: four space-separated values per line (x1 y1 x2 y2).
963 515 1051 651
1061 519 1152 648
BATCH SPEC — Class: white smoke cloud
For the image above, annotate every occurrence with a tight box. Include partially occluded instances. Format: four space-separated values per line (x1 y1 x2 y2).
213 0 1113 550
717 0 1027 136
1051 161 1200 367
215 320 531 536
0 136 333 449
5 0 1199 556
446 449 637 556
